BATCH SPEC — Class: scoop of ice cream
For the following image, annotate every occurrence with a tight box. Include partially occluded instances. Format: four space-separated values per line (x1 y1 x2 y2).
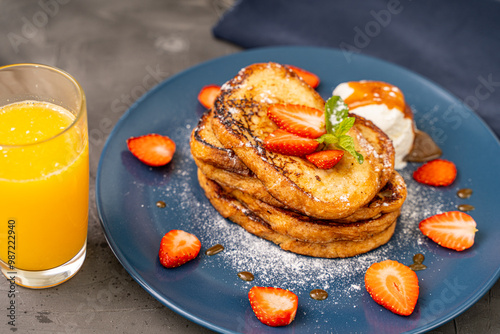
333 81 415 169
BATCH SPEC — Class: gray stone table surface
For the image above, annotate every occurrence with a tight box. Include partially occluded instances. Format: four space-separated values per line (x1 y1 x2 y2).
0 1 498 333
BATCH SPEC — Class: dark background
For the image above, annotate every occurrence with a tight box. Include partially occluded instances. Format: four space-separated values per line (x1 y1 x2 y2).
214 0 500 139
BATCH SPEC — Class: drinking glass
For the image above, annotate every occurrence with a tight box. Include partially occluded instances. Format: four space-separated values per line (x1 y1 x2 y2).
0 64 89 288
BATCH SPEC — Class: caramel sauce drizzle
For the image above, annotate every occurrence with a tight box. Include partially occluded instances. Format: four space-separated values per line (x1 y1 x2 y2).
205 244 224 256
346 81 405 113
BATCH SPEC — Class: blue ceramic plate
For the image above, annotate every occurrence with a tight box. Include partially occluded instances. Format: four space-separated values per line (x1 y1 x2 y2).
96 46 500 334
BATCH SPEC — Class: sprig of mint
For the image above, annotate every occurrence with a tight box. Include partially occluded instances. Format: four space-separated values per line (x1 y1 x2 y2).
316 96 364 164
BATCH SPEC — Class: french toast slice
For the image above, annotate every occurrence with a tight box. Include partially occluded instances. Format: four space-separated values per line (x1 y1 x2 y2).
190 109 250 176
195 150 406 223
211 62 395 220
198 171 397 258
194 155 285 208
335 171 406 222
224 184 400 243
191 103 405 222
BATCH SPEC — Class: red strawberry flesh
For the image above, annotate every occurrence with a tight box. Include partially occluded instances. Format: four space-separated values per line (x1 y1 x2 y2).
198 84 221 109
419 211 477 251
263 129 319 156
248 286 298 327
159 230 201 268
127 133 176 166
413 159 457 186
267 103 325 139
306 149 344 169
365 260 419 316
286 65 320 88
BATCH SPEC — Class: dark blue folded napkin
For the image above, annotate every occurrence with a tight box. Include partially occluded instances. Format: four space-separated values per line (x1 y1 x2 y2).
213 0 500 138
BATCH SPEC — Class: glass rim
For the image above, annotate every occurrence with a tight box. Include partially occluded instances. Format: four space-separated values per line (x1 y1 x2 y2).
0 63 86 148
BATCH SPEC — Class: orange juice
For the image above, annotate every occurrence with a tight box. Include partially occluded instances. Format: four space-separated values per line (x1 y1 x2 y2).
0 101 89 271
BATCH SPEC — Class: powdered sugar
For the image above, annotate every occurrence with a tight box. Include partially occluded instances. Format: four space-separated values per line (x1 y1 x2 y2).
258 91 275 104
155 122 451 310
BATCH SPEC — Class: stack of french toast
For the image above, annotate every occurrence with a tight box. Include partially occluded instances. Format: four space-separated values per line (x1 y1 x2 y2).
190 62 407 258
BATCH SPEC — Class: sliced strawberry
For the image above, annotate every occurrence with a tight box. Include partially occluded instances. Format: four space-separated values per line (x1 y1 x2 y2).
198 84 221 109
159 230 201 268
306 150 344 169
248 286 298 327
287 65 320 88
263 129 319 156
365 260 419 316
267 103 326 139
127 133 176 167
413 159 457 186
419 211 477 251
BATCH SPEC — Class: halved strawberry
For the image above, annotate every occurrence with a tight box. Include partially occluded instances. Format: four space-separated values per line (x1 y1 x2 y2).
263 129 319 156
127 133 176 166
287 65 320 88
198 84 221 109
413 159 457 186
419 211 477 251
306 150 344 169
365 260 419 316
248 286 298 327
159 230 201 268
267 103 326 139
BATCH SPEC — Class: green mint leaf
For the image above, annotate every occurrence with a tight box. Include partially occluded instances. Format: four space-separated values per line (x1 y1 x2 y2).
354 151 365 164
316 133 338 145
322 95 364 164
334 116 355 137
324 97 336 134
325 96 349 133
336 135 364 164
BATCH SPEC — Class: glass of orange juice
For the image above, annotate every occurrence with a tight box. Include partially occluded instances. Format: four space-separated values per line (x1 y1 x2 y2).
0 64 89 288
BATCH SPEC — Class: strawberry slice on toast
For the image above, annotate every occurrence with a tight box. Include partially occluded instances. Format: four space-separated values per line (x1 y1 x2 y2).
263 129 319 156
286 65 320 88
306 150 344 169
267 103 326 139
